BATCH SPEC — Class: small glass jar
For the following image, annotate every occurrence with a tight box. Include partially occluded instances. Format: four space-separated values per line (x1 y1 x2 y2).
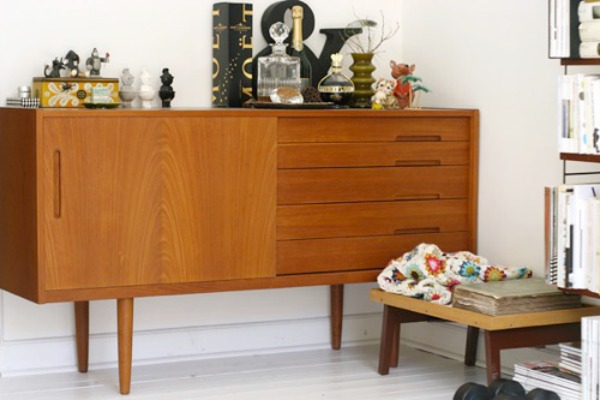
18 86 31 99
318 53 354 106
257 22 302 102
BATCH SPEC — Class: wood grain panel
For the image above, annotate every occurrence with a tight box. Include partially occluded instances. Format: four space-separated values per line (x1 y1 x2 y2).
40 270 381 303
41 117 276 291
277 200 468 240
278 166 468 205
0 108 39 302
278 117 469 143
276 232 469 275
278 142 469 169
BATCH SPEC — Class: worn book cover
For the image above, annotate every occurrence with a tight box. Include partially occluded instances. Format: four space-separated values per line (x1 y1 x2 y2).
452 278 581 316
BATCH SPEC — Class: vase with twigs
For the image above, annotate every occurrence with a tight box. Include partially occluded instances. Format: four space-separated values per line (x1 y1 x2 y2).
344 13 399 108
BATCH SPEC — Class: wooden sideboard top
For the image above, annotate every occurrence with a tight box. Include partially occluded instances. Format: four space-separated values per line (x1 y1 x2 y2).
1 107 479 119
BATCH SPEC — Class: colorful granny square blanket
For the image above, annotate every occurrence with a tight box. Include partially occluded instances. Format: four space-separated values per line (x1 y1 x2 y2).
377 243 532 305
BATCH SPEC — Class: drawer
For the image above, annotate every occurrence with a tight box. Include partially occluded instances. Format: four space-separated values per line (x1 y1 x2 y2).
277 199 468 240
278 117 470 143
277 232 469 275
278 166 468 205
278 142 469 169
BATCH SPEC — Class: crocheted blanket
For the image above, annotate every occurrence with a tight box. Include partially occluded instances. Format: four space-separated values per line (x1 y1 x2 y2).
377 243 532 305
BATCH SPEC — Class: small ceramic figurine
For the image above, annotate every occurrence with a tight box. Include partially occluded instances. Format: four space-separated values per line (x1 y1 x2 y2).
390 61 415 109
138 68 156 108
390 61 431 109
371 78 399 110
85 48 110 77
44 57 65 78
158 68 175 108
119 68 137 108
64 50 80 78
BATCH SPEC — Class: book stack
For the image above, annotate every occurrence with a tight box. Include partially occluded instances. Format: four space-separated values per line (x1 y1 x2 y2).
557 73 600 154
582 316 600 400
513 360 581 400
5 97 40 108
550 0 600 58
580 1 600 58
452 278 581 316
560 342 583 377
545 184 600 293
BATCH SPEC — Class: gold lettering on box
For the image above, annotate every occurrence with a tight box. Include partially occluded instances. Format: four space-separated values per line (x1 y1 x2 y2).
213 33 220 49
242 58 252 80
240 34 252 50
242 85 252 99
213 9 220 16
242 4 252 22
213 58 220 79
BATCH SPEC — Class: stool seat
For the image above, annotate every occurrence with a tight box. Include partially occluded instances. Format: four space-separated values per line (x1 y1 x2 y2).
370 288 600 383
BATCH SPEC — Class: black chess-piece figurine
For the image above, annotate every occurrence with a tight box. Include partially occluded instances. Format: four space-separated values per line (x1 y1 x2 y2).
64 50 80 77
159 68 175 108
44 57 65 78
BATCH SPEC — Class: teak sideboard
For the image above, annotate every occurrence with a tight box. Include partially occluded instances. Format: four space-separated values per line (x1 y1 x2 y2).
0 108 479 394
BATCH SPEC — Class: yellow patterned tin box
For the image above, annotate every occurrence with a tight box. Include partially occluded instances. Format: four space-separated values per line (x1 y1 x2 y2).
33 77 119 108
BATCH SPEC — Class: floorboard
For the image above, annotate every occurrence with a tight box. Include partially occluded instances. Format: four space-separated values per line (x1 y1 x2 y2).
0 345 487 399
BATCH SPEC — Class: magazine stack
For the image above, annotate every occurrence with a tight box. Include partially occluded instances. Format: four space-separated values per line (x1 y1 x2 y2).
582 316 600 400
513 359 581 400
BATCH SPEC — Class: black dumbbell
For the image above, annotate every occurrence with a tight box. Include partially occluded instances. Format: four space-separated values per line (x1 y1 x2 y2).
453 382 494 400
525 388 561 400
489 378 526 399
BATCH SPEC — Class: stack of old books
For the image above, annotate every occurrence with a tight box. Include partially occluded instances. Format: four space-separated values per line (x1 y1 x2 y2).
452 278 581 316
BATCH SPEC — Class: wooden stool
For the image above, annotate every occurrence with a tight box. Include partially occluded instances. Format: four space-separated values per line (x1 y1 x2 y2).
370 288 600 383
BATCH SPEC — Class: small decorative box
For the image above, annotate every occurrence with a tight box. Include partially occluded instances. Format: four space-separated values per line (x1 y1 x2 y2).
33 77 119 108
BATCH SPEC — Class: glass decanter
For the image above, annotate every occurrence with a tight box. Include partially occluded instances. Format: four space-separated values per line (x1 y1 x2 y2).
257 22 301 102
318 53 355 106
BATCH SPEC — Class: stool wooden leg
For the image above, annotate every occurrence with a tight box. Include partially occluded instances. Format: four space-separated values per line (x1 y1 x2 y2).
390 323 400 368
74 301 89 373
330 284 344 350
484 330 501 384
117 298 134 395
378 305 402 375
464 326 479 366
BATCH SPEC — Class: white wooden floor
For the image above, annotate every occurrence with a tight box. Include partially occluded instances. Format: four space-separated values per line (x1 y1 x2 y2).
0 344 487 399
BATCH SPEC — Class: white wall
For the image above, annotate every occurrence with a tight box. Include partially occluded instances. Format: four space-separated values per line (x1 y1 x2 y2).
0 0 402 375
0 0 568 376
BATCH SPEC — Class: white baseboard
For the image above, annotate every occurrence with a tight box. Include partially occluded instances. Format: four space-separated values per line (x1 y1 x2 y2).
0 313 383 376
0 311 560 378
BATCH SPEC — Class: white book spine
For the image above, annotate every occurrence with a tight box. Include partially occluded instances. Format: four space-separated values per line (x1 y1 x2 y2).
581 42 600 58
580 20 600 42
579 1 600 22
583 317 590 400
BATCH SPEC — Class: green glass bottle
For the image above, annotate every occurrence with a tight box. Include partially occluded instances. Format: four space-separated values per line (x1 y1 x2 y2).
290 5 313 91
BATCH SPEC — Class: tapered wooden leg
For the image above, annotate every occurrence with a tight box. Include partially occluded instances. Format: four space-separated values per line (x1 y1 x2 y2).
464 326 479 366
390 323 400 368
484 330 501 384
117 298 134 395
74 301 89 373
330 284 344 350
378 305 402 375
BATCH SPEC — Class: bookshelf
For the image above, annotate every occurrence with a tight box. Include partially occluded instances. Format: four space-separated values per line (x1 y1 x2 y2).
560 59 600 66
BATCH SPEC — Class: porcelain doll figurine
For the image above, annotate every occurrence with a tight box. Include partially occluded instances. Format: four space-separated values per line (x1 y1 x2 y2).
119 68 137 108
138 68 156 109
158 68 175 108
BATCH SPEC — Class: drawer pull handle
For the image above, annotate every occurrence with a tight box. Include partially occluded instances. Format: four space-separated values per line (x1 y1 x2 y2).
54 150 61 218
395 194 441 200
394 227 441 235
395 160 441 167
395 135 442 142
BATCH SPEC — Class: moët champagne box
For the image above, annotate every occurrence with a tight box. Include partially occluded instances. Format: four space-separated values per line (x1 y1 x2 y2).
212 2 253 108
33 77 119 108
